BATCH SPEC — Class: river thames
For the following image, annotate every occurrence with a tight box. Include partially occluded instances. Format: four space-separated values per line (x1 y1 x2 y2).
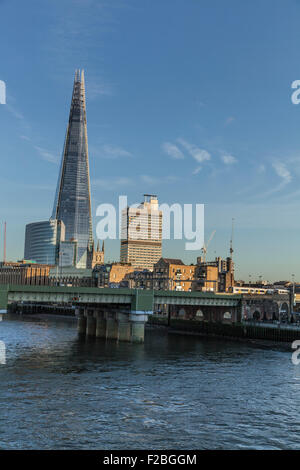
0 314 299 450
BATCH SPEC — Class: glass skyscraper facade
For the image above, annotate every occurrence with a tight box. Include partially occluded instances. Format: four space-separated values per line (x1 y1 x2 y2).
52 69 93 268
24 219 65 265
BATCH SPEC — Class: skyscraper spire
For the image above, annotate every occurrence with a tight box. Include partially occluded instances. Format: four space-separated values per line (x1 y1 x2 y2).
52 69 93 268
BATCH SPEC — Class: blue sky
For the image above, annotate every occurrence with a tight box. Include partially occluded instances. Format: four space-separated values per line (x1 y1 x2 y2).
1 0 300 281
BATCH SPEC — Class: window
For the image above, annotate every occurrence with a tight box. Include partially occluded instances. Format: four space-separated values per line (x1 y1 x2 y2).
223 312 232 320
196 309 204 319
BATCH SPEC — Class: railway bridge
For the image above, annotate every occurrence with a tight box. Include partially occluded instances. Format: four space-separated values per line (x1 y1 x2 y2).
0 284 241 342
0 284 290 342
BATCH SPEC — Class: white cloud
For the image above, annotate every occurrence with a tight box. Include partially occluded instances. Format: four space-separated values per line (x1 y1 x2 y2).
34 146 59 164
92 177 133 190
272 161 292 185
6 103 24 120
177 138 211 163
141 174 179 185
141 174 158 185
225 116 235 126
221 154 237 165
193 167 202 175
87 80 113 99
251 161 292 200
162 142 184 159
95 144 132 159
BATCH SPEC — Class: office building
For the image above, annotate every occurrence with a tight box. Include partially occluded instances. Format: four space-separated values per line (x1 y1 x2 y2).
24 70 94 268
24 219 65 265
120 194 162 270
52 69 93 267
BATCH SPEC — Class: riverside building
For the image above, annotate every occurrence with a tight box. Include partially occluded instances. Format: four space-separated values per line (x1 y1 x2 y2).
120 195 162 271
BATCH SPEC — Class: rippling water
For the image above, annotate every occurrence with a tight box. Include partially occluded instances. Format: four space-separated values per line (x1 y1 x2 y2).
0 313 299 449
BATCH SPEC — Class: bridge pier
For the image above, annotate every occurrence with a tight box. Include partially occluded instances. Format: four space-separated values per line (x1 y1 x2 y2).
76 308 150 343
95 311 106 338
106 312 118 340
117 312 131 342
76 308 87 335
86 309 96 337
130 313 148 343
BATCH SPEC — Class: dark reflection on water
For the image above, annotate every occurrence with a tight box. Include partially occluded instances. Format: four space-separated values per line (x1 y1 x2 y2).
0 314 299 449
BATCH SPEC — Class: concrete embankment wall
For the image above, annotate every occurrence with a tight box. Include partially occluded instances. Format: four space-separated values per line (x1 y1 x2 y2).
148 316 300 343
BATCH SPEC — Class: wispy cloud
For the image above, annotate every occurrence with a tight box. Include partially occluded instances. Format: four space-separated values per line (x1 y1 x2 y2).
193 167 202 175
87 79 113 99
141 174 158 185
34 146 59 164
0 178 55 192
6 103 24 120
4 91 26 121
221 154 237 165
46 0 123 82
225 116 235 126
162 142 184 159
257 164 265 174
92 144 132 159
272 161 292 185
250 160 292 200
141 174 178 185
177 138 211 163
92 176 133 190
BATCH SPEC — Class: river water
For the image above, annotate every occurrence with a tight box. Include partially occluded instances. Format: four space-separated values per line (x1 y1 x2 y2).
0 313 299 450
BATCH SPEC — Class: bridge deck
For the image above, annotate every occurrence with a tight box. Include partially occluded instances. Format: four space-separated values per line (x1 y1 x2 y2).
0 284 242 311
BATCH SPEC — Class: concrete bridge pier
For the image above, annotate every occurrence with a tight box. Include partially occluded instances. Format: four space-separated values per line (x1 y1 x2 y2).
130 313 149 343
117 312 131 342
106 312 118 340
76 308 87 335
75 306 151 343
96 310 107 338
86 308 96 337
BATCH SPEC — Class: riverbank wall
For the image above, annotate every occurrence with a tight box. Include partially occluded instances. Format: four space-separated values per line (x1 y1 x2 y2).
148 315 300 343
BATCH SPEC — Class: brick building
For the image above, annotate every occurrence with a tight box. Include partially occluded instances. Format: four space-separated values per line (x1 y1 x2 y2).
0 261 53 286
92 263 136 288
194 256 234 292
152 258 196 291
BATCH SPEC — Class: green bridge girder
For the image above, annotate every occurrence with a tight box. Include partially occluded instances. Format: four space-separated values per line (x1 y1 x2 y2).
0 284 242 312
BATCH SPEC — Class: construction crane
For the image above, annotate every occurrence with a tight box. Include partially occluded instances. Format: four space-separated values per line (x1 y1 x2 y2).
202 230 216 262
230 218 234 259
3 221 6 263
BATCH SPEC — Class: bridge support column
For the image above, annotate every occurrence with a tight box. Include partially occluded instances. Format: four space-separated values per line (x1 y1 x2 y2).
77 308 87 335
96 311 107 338
106 312 118 340
129 313 149 343
117 312 131 342
86 309 96 337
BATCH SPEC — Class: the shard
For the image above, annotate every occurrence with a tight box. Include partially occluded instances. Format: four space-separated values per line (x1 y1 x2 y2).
52 69 93 268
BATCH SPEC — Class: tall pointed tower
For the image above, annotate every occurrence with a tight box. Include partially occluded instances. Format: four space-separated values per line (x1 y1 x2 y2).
52 70 93 267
